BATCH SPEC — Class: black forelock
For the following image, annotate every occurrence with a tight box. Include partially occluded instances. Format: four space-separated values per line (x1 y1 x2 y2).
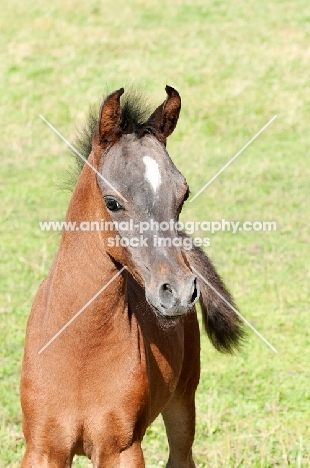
67 88 154 190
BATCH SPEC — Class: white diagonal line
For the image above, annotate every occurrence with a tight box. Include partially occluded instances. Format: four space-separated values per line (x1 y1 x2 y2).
190 115 277 203
38 266 126 354
191 266 278 353
39 114 128 203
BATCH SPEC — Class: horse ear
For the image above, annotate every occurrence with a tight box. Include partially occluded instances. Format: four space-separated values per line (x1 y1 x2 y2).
98 88 124 145
143 85 181 144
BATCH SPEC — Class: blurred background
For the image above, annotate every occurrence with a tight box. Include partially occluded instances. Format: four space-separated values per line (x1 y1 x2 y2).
0 0 309 466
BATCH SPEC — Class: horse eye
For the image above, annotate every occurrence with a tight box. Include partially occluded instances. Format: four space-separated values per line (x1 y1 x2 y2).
104 196 123 212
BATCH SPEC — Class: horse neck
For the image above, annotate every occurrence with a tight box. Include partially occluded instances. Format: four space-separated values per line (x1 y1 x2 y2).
45 155 127 323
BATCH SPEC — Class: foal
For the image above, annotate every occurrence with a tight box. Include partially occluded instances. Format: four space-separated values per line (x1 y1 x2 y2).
21 86 243 467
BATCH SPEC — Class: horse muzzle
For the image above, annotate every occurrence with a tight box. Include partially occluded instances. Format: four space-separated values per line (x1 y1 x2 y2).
146 274 200 317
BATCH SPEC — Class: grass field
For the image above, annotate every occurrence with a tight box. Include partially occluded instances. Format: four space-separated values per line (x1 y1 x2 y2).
1 0 310 466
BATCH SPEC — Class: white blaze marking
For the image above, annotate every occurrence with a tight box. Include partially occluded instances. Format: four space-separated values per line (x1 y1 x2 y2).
143 156 161 193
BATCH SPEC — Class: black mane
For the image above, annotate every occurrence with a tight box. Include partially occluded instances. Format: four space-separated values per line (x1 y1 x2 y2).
68 89 153 188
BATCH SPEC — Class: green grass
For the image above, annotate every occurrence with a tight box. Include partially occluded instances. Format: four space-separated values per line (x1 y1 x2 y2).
1 0 309 466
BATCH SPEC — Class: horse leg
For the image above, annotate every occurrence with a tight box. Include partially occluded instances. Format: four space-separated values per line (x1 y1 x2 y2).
162 395 196 468
91 441 145 468
21 417 73 468
119 442 145 468
21 446 72 468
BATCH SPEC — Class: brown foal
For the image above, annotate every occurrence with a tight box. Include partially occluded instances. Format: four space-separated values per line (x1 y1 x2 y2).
20 86 243 467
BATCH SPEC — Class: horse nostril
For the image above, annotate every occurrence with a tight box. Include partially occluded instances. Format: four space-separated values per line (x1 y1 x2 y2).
190 278 199 304
163 283 173 294
159 282 178 309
